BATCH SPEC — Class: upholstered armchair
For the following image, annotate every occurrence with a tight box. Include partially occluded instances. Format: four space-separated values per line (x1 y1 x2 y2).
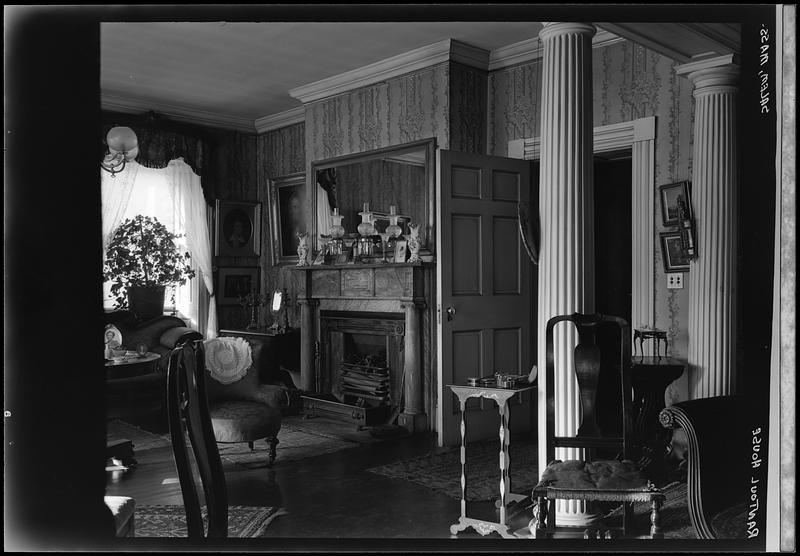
203 337 285 466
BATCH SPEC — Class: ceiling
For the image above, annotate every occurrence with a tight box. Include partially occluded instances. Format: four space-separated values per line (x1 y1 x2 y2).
101 21 739 132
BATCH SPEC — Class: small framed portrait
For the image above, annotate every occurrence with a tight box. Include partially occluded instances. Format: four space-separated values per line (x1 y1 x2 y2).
660 231 691 273
269 172 307 265
394 239 408 263
218 267 259 305
215 200 261 257
659 180 692 227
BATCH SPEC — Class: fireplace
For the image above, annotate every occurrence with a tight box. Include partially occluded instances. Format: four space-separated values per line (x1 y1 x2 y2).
293 262 430 433
303 311 405 427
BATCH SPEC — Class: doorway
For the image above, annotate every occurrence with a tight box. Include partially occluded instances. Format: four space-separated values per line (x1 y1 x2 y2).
594 152 632 436
594 152 633 324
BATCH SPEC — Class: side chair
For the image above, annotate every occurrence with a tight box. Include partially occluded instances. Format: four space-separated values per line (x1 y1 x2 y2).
167 338 228 538
531 312 664 540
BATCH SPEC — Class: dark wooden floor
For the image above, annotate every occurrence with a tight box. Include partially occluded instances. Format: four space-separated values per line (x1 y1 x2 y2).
104 414 530 542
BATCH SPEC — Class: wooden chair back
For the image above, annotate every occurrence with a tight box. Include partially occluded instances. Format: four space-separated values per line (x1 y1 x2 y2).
167 339 228 538
544 313 633 464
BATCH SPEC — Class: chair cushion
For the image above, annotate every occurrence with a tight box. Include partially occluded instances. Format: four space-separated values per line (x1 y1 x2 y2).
205 337 252 384
210 400 282 443
104 495 136 537
537 459 649 491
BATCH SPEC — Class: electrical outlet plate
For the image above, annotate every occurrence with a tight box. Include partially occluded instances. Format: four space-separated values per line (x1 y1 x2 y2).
667 273 684 289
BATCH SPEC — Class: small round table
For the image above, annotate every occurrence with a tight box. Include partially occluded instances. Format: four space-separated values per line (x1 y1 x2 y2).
105 352 161 379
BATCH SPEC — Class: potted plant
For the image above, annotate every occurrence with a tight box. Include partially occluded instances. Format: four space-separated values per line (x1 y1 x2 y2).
104 215 196 320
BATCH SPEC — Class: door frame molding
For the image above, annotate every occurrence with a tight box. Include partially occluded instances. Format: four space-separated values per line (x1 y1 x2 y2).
508 116 656 350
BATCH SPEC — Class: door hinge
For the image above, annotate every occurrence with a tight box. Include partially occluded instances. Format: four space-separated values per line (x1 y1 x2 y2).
437 304 442 325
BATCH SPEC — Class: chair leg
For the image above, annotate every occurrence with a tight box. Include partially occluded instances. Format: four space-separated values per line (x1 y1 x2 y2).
266 437 279 467
650 499 663 539
623 501 633 537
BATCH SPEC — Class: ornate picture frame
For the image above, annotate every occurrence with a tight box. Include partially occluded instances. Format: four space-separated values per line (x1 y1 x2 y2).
268 172 306 265
660 231 691 273
215 200 261 257
659 180 693 227
217 267 259 305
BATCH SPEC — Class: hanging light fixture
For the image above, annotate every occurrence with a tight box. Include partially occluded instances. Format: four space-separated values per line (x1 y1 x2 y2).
101 126 139 177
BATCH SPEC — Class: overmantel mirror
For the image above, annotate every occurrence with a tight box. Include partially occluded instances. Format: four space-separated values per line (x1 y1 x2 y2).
310 139 436 259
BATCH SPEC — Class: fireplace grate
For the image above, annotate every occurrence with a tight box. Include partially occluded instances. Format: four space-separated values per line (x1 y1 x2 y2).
339 363 391 406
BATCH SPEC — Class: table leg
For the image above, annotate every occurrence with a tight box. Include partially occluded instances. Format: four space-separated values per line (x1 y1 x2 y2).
450 398 469 535
498 399 508 526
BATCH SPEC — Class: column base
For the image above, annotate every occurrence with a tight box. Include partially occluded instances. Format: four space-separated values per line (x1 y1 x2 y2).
554 501 603 527
398 412 427 434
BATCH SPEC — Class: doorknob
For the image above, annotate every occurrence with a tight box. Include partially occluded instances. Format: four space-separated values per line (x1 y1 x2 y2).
446 306 456 321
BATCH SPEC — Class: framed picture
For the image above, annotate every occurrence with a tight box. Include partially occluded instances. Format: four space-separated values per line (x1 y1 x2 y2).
217 267 259 305
394 239 408 263
660 232 691 273
269 172 306 265
215 200 261 257
659 180 692 227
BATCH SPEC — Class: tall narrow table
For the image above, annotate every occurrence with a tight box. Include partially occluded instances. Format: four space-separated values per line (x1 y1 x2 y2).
447 383 536 539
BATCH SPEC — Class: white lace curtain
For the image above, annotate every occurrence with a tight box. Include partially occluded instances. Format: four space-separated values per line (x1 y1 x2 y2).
101 158 218 338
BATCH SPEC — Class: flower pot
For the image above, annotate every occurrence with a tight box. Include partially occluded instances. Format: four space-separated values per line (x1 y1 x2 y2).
127 286 166 320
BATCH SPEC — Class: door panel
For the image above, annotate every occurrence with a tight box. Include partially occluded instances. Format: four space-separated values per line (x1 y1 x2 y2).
437 150 533 446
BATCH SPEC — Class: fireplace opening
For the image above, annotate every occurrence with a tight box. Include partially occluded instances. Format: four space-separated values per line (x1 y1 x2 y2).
303 311 405 428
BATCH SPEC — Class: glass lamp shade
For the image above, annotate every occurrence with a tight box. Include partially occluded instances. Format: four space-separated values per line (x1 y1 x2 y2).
357 211 376 237
330 209 345 239
106 126 139 157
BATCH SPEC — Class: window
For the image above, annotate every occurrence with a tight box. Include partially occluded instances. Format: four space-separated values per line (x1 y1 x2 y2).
102 160 215 335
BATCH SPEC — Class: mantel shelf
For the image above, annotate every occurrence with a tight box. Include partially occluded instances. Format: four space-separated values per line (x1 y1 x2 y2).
293 261 432 271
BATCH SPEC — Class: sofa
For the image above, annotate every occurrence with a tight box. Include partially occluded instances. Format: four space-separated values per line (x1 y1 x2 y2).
659 395 757 540
105 310 202 420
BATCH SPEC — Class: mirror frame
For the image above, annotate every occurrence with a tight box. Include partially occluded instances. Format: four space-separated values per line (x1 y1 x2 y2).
309 138 436 258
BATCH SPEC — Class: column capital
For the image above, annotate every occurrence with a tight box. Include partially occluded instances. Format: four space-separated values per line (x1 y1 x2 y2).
539 22 597 42
675 54 740 96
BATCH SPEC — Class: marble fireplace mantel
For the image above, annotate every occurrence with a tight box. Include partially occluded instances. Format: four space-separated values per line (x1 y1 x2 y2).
292 262 431 432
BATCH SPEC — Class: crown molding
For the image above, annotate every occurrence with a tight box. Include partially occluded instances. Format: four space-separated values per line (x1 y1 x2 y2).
289 39 489 104
254 106 305 134
674 53 739 76
102 93 257 132
487 29 623 71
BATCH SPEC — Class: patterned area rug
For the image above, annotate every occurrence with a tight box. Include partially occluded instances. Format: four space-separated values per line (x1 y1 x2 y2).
367 437 540 501
107 419 170 452
135 504 287 537
602 481 695 539
107 418 361 468
216 422 360 469
604 481 747 539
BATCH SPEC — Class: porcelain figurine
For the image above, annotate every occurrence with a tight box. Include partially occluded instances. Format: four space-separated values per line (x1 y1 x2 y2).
297 232 309 266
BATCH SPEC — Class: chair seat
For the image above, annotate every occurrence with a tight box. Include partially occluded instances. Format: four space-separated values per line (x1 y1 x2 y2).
209 400 281 443
533 459 655 495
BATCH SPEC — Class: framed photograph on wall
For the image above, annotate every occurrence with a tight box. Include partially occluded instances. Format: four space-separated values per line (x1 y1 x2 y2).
660 231 691 273
659 180 692 227
268 172 306 265
217 267 259 305
215 200 261 257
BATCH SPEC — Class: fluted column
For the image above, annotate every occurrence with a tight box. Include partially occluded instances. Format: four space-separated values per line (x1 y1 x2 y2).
676 56 739 399
536 22 597 526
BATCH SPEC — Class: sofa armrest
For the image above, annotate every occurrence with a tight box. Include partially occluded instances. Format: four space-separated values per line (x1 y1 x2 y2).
160 326 203 350
659 395 754 539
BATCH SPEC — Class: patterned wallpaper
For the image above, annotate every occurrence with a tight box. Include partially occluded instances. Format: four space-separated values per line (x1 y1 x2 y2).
305 62 450 163
449 62 488 154
488 39 695 402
